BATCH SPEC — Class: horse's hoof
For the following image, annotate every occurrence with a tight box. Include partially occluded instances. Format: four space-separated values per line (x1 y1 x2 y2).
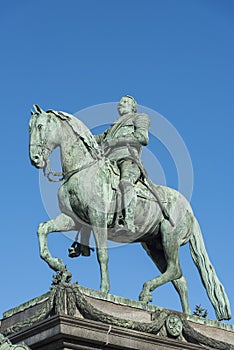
100 284 110 294
53 269 72 285
139 291 152 303
63 270 72 282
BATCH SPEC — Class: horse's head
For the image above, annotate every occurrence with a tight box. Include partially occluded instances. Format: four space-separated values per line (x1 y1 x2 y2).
29 104 62 169
29 105 101 173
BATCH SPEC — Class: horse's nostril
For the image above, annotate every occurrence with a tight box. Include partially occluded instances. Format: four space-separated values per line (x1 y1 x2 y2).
33 154 40 162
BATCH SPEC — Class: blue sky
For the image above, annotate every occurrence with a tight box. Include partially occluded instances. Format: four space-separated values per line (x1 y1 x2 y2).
0 0 234 323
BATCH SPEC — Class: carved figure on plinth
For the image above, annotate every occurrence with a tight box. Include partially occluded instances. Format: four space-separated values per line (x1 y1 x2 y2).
0 333 31 349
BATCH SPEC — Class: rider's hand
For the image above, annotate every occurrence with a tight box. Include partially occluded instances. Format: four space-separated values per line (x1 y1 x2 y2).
103 136 138 149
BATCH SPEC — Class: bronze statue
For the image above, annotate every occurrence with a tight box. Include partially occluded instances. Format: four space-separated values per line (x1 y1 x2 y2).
29 101 231 321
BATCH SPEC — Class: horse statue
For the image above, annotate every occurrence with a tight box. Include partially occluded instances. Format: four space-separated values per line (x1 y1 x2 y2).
29 104 231 321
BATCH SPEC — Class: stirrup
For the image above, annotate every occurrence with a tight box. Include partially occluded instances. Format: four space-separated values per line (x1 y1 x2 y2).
68 241 94 258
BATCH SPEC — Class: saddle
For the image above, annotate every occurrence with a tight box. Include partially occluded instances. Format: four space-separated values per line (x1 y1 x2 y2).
106 160 166 229
68 161 168 257
107 160 164 202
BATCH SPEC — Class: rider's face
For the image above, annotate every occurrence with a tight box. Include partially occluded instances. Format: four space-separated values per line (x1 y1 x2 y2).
118 97 135 116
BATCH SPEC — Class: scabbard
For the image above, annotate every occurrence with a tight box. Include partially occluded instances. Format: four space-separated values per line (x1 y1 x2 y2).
126 144 175 227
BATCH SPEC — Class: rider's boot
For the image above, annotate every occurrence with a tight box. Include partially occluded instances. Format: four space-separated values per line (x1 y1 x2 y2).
115 179 136 234
68 227 94 258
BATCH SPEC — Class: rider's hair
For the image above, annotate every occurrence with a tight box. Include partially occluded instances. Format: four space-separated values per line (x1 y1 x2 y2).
123 95 137 112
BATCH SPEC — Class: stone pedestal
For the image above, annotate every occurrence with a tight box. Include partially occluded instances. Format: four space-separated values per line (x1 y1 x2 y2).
1 284 234 350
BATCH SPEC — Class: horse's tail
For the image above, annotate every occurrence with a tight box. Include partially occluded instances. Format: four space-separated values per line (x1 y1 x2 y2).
189 217 231 321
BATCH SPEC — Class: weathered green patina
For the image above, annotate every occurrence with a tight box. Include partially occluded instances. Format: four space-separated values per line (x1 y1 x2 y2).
0 333 31 349
29 100 231 321
94 95 150 234
2 281 234 350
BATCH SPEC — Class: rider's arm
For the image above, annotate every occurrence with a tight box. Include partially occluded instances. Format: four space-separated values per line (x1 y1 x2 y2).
101 114 150 149
133 113 150 146
103 114 150 149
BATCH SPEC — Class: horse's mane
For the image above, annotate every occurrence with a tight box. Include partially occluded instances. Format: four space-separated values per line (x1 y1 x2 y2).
47 109 100 157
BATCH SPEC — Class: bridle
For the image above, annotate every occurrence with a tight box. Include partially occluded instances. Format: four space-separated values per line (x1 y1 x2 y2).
31 112 103 183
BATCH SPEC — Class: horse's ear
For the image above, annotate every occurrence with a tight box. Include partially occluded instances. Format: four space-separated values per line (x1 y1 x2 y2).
33 104 44 113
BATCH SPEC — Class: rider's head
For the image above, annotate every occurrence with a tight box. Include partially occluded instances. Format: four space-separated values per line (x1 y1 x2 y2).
118 95 137 116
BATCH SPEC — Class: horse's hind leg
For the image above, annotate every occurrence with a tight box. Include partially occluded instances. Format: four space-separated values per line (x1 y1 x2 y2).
172 276 190 314
140 241 190 313
139 229 183 304
37 213 76 281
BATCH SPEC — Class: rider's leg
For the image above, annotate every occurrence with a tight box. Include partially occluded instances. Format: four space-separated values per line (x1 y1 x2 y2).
68 225 93 258
118 160 140 233
80 225 93 256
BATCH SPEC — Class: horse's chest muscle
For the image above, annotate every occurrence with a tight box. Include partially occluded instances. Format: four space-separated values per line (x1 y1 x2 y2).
58 181 88 220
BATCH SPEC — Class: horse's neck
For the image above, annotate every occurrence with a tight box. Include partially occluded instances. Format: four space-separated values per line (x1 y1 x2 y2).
59 129 94 174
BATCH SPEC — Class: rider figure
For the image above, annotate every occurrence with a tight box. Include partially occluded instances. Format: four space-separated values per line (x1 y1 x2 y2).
95 95 150 234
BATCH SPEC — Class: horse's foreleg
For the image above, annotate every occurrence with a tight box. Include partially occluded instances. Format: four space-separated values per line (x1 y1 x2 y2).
91 214 110 293
37 213 76 281
96 243 110 293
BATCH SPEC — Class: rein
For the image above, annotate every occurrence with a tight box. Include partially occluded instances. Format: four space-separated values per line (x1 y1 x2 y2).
43 158 64 182
43 158 100 183
62 158 99 184
37 114 103 183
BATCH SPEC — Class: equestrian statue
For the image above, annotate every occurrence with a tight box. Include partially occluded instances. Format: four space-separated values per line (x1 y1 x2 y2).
29 96 231 321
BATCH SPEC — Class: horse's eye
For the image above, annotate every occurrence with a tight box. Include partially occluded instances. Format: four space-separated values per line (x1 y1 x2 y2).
38 124 43 130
